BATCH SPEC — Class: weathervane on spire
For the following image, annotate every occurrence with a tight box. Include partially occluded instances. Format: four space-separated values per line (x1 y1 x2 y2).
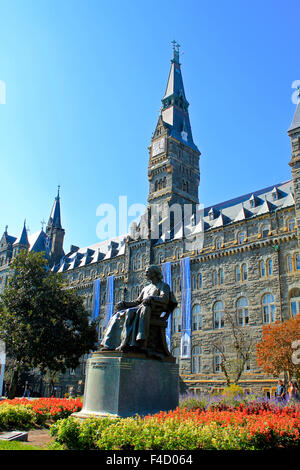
171 40 180 64
41 218 46 231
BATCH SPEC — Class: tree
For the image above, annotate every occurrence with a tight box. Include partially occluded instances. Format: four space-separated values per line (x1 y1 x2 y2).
256 314 300 382
212 312 254 386
0 250 98 397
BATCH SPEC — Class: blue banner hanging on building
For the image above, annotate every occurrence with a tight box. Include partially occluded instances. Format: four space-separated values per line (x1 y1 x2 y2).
92 278 101 324
105 275 114 327
180 257 191 359
162 261 172 351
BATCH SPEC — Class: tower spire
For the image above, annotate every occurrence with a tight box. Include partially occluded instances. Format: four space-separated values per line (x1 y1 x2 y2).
160 42 198 152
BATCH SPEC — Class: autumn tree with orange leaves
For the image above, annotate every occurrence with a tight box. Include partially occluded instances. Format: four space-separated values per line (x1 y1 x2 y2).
256 314 300 381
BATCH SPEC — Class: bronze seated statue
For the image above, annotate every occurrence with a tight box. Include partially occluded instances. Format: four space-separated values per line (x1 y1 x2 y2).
100 265 177 359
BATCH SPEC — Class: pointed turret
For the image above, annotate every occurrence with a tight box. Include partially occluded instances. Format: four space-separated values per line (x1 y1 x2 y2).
161 41 199 152
46 187 65 266
13 221 29 257
148 43 200 214
288 91 300 244
47 186 62 230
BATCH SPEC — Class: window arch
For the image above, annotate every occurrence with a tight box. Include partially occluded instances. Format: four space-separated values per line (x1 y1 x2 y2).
237 231 246 244
172 307 181 334
236 265 241 282
237 297 249 326
261 224 270 238
213 301 224 329
267 258 273 276
290 296 300 318
262 293 276 323
287 255 294 272
215 236 223 250
192 304 202 331
288 217 296 231
197 273 202 289
260 260 266 277
241 263 247 281
192 346 201 374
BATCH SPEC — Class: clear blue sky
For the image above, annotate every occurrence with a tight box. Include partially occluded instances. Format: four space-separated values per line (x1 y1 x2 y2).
0 0 299 250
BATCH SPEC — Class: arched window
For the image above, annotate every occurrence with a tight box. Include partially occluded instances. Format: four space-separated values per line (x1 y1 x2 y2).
241 263 247 281
237 297 249 326
288 218 296 231
214 352 222 373
172 307 181 333
192 275 197 290
237 231 246 244
192 346 201 374
157 252 164 264
197 273 202 289
155 181 158 191
267 259 273 276
236 265 241 282
213 270 218 286
192 304 202 331
262 293 276 323
219 268 224 285
295 253 300 271
290 296 300 318
213 301 224 329
260 260 266 277
215 237 223 250
261 224 270 238
287 255 293 272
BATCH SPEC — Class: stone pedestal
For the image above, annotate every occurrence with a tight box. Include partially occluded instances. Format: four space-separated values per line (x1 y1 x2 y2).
73 351 179 419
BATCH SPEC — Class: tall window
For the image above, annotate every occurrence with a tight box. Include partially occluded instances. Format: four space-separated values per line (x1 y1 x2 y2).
172 307 181 333
267 259 273 276
219 268 224 285
241 263 247 281
261 224 270 238
237 297 249 326
213 301 225 329
262 293 276 323
260 260 266 277
197 273 202 289
236 265 241 282
290 297 300 318
214 352 222 373
295 253 300 271
287 255 294 272
237 231 246 244
288 218 296 231
215 237 223 250
192 346 201 374
213 270 218 286
192 304 202 331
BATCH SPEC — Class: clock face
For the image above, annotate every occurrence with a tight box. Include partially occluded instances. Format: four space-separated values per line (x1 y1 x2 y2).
152 137 165 157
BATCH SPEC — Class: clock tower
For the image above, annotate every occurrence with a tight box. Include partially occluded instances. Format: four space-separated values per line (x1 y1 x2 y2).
147 42 200 216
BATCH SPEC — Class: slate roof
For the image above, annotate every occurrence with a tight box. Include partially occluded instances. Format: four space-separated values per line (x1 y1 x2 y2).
288 99 300 133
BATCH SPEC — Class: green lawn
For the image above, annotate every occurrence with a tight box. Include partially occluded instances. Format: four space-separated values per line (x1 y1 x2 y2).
0 440 44 450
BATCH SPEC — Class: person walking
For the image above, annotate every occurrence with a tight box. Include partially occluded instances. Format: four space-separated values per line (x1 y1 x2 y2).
288 380 300 403
22 381 30 398
276 380 286 401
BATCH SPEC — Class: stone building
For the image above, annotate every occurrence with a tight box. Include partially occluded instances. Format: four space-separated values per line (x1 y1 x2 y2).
1 45 300 397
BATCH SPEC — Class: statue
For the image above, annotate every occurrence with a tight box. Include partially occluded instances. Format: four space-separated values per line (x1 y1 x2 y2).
100 265 177 357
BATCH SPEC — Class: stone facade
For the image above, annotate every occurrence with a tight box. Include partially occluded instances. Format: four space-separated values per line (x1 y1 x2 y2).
1 47 300 398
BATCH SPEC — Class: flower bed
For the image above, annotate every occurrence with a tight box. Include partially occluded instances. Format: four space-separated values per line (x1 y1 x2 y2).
0 398 83 430
49 403 300 450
